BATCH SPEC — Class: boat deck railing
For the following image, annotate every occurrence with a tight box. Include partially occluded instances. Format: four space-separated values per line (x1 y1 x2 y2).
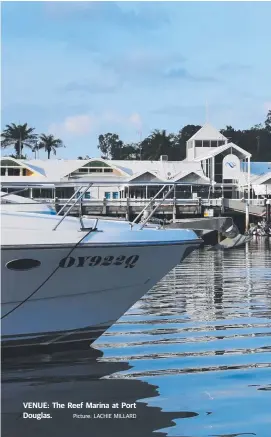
1 182 197 230
52 183 176 231
51 184 225 230
53 183 93 231
1 179 268 229
20 197 222 208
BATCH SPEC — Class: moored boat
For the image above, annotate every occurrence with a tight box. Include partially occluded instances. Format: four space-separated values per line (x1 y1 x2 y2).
1 210 201 352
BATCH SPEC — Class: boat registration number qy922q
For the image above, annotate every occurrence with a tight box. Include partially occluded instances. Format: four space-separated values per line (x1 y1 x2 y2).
59 254 140 269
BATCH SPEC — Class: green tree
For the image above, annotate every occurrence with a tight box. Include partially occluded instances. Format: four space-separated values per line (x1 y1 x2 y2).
265 110 271 133
250 123 264 130
77 155 90 160
221 115 271 161
34 134 64 159
120 143 140 160
174 125 202 160
95 111 271 162
98 133 124 159
1 123 37 158
178 124 202 144
8 153 27 159
220 125 240 143
140 129 176 160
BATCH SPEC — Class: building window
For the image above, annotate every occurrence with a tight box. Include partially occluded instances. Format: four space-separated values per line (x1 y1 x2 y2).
0 162 30 177
211 141 217 147
32 188 54 199
40 189 54 199
8 168 20 176
76 191 90 199
112 192 119 199
0 159 20 167
195 140 202 147
71 165 114 177
203 140 210 147
55 187 74 199
84 161 111 168
105 192 111 199
218 141 226 146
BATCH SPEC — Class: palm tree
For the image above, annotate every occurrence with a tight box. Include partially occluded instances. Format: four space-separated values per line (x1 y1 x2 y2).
1 123 37 158
35 134 64 159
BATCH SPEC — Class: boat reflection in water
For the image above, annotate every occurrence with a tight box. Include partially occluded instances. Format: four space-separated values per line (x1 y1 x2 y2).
1 347 198 437
2 241 271 437
94 240 271 437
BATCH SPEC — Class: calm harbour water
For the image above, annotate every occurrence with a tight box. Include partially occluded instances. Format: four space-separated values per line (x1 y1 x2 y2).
2 239 271 437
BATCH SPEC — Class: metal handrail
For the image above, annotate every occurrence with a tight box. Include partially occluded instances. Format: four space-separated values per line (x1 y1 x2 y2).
1 180 220 232
131 184 167 226
56 185 83 216
139 185 175 230
0 180 212 188
0 187 28 198
54 197 203 204
53 183 93 231
53 183 174 231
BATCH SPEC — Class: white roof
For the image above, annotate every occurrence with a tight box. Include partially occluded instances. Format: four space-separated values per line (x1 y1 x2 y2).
253 185 271 195
0 176 50 184
250 173 262 183
129 170 161 181
26 159 93 179
0 157 210 185
172 169 211 184
251 171 271 185
189 123 228 141
0 156 47 176
111 159 207 181
111 160 160 176
194 142 251 161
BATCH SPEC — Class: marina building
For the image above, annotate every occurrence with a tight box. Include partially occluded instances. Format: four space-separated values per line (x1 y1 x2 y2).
1 124 270 203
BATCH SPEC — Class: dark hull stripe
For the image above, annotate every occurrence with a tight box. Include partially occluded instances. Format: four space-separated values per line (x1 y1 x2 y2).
1 281 139 305
1 240 201 250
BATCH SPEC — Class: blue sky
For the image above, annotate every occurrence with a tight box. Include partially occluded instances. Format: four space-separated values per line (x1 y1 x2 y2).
2 1 271 159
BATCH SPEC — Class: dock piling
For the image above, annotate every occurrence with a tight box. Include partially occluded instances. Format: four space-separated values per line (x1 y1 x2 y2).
245 201 250 232
266 199 271 224
126 198 131 221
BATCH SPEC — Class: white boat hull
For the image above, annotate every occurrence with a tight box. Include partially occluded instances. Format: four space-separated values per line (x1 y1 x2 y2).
1 242 196 351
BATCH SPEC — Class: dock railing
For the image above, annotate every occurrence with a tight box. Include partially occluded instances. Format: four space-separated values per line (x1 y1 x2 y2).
223 198 266 216
6 179 266 229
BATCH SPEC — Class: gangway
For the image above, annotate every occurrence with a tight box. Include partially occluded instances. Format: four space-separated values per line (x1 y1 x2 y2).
223 198 265 217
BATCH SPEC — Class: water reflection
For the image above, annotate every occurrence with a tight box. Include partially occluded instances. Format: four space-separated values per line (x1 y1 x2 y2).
2 241 271 437
1 347 198 437
96 241 271 436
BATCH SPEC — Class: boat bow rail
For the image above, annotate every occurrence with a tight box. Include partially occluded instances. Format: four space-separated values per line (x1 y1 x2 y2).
1 180 198 232
54 183 176 232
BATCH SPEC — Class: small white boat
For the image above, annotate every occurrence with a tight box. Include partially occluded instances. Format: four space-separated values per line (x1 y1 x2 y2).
1 209 201 351
1 191 55 215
